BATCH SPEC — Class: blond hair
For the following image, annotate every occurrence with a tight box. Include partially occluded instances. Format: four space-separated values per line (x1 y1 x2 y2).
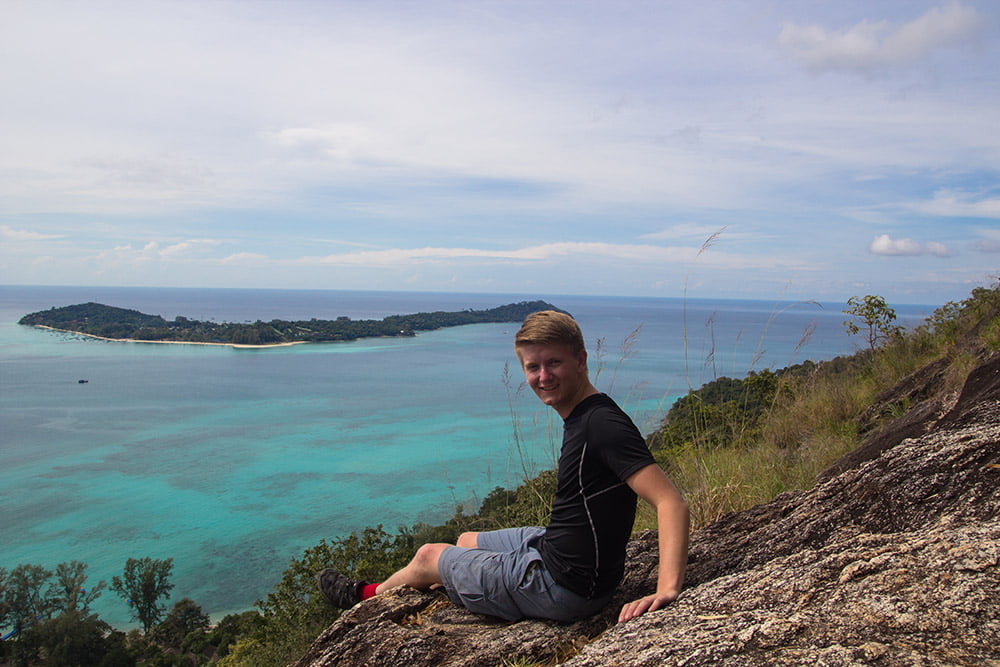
514 310 586 356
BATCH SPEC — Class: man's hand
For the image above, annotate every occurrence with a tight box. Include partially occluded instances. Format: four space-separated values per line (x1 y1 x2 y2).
618 591 678 623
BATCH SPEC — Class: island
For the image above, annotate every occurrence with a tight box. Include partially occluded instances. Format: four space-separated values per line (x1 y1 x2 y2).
19 300 567 347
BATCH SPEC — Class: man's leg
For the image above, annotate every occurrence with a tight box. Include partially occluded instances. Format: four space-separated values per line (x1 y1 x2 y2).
317 528 531 611
318 541 455 610
375 542 450 594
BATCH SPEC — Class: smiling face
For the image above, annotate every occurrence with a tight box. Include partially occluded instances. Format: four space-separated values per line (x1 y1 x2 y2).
517 341 595 418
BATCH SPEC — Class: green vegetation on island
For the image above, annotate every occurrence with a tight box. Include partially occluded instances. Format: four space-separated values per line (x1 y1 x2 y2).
18 300 567 346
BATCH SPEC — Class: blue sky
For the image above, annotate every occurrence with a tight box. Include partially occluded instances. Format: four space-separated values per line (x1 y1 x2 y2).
1 0 998 306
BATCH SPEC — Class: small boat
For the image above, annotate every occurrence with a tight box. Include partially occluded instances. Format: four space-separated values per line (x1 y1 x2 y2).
78 379 89 384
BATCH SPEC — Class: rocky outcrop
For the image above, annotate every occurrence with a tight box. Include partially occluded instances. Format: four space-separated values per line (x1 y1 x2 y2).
295 353 1000 667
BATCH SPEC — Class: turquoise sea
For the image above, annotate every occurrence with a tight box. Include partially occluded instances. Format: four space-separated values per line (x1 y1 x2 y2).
0 285 934 629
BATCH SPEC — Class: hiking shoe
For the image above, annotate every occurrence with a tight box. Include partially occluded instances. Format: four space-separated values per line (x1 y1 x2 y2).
317 569 367 609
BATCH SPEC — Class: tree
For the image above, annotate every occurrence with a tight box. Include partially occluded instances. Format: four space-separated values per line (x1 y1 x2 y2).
5 564 54 633
111 557 174 633
843 295 903 351
206 611 262 660
26 610 116 667
156 597 209 649
50 560 106 614
2 564 54 666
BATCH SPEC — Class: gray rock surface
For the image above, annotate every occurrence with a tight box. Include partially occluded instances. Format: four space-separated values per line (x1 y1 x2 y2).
294 353 1000 667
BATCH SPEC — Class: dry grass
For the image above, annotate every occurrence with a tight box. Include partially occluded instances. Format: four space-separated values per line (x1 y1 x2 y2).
643 309 958 530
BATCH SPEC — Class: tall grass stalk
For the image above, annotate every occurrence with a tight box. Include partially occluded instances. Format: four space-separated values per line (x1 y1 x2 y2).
682 228 726 392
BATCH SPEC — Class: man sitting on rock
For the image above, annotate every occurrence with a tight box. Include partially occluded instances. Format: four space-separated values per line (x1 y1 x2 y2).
318 310 689 624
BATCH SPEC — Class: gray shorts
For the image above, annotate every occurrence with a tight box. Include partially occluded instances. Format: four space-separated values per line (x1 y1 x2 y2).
437 526 612 622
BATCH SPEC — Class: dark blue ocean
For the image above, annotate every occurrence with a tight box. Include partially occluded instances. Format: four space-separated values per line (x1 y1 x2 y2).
0 285 934 629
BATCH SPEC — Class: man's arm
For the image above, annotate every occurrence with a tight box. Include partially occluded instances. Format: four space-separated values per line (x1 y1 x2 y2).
619 463 689 623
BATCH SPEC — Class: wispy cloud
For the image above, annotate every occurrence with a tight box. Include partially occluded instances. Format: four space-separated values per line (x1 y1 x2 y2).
159 239 223 257
269 126 381 165
293 240 799 273
779 2 983 74
94 239 223 264
913 190 1000 219
642 224 738 242
302 242 698 267
0 225 63 241
220 252 269 265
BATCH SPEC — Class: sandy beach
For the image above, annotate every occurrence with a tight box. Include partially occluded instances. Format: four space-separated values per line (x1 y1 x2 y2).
33 325 306 349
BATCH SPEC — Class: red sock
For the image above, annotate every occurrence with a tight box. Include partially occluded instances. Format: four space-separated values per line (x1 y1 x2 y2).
360 583 380 600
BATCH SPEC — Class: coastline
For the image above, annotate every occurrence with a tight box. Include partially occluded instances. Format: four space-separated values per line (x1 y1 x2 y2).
33 325 306 349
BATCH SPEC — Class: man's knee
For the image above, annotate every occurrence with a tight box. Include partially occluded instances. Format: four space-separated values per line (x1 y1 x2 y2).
412 542 449 571
456 531 479 549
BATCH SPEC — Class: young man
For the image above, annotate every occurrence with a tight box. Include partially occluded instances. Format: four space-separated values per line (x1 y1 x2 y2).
319 311 689 624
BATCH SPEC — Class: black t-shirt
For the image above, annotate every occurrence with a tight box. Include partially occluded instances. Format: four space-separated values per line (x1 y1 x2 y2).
537 393 655 598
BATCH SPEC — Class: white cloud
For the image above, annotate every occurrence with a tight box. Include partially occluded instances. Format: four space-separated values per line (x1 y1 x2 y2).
779 2 982 73
871 234 923 256
925 241 951 257
974 239 1000 253
869 234 951 257
159 239 222 257
269 125 379 164
913 190 1000 219
220 252 269 264
95 239 222 263
0 225 63 241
